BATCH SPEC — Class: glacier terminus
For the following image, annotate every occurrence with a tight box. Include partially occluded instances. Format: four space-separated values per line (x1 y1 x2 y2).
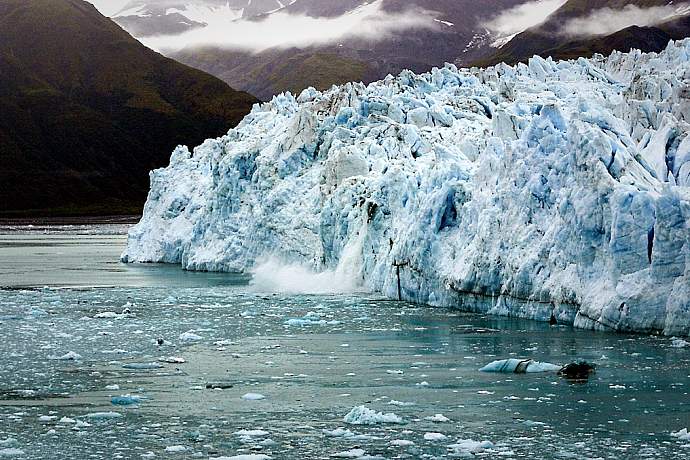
123 40 690 336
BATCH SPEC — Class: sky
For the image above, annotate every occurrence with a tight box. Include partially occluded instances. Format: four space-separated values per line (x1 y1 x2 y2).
87 0 131 16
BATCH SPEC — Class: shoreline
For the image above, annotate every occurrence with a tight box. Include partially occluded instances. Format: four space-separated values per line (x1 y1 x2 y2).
0 215 141 226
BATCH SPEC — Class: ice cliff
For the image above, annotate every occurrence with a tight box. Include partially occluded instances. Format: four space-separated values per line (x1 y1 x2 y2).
123 40 690 336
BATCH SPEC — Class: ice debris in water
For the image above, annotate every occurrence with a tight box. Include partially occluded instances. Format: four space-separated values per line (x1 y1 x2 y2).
84 412 123 420
671 337 689 348
50 351 81 361
424 432 448 441
672 428 690 441
122 362 164 370
241 393 266 400
480 359 561 373
447 439 495 456
111 394 144 406
164 445 187 453
425 414 450 422
284 312 334 327
343 406 403 425
213 455 272 460
123 39 690 336
331 449 366 458
179 331 203 342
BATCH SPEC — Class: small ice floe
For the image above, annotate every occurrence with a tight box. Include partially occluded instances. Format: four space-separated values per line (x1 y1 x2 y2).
241 393 265 400
388 400 415 407
672 428 690 441
425 414 450 423
234 429 269 437
386 370 403 375
179 331 203 342
424 432 448 441
323 428 356 438
38 415 58 422
212 455 271 460
122 362 164 370
343 406 403 425
389 440 414 446
285 312 338 327
159 356 186 364
480 359 561 373
51 351 81 361
84 411 122 420
111 395 144 406
164 446 187 453
609 384 626 390
105 384 120 390
331 448 365 458
447 439 494 456
415 381 430 387
671 338 690 348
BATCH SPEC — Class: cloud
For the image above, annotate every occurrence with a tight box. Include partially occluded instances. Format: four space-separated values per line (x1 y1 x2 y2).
483 0 567 36
87 0 132 17
561 5 690 37
140 1 440 53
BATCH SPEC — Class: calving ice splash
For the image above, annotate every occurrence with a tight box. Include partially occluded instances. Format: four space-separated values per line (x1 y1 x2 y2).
123 40 690 335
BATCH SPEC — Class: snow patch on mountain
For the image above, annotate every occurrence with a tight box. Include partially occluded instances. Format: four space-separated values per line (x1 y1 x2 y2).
123 40 690 336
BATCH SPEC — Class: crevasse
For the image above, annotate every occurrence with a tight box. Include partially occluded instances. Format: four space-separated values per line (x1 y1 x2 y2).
123 40 690 336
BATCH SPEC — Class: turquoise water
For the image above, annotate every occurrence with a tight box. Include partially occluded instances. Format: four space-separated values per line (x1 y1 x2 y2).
0 227 688 459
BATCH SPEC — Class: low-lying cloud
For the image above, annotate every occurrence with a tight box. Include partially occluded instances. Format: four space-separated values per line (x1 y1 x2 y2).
141 1 440 53
483 0 567 36
562 4 689 37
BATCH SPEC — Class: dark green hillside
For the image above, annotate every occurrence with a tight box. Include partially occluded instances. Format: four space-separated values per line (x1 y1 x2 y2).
0 0 258 216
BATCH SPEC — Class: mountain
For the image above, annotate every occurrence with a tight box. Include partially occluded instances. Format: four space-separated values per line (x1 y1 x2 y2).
123 40 690 336
0 0 257 216
475 0 690 66
110 0 529 100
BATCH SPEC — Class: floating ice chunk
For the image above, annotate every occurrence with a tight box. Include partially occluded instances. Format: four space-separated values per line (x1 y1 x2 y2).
234 430 269 437
58 417 75 424
447 439 494 455
0 448 24 457
38 415 57 422
52 351 81 361
389 440 414 446
105 384 120 390
480 359 561 373
388 400 415 406
343 406 403 425
424 432 448 441
331 449 365 458
323 428 355 437
425 414 450 423
122 362 164 370
241 393 265 400
164 446 187 453
84 411 122 419
672 429 690 441
159 356 186 363
212 455 271 460
111 395 144 405
179 331 203 342
671 338 690 348
386 370 404 375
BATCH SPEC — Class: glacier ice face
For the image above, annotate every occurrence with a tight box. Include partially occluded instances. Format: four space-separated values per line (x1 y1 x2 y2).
123 40 690 336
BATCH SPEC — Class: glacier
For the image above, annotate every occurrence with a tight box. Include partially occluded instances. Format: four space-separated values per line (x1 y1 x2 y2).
123 40 690 336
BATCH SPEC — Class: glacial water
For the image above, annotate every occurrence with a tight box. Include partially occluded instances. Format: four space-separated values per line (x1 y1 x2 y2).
0 226 689 459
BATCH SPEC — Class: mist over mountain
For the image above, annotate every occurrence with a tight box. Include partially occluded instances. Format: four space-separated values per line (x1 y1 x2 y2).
1 0 257 216
476 0 690 66
107 0 530 100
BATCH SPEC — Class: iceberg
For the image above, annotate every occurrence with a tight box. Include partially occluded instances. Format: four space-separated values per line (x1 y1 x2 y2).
123 40 690 336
